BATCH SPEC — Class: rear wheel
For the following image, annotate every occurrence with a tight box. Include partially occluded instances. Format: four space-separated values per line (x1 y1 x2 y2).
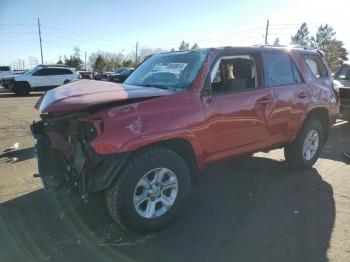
13 82 31 96
284 119 324 170
105 147 191 232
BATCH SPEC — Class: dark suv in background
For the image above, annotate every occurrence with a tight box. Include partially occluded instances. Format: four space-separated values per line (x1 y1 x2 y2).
334 63 350 120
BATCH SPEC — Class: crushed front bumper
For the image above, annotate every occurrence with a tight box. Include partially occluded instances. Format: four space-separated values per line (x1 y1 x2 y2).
31 117 129 197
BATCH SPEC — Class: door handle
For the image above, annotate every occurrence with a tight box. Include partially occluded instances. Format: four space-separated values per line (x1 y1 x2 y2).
257 95 272 104
297 92 307 98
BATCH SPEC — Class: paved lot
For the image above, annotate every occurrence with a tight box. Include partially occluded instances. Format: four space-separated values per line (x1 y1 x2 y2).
0 87 349 262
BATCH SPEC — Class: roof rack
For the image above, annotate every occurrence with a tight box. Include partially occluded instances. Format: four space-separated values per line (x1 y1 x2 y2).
255 44 315 50
36 64 68 68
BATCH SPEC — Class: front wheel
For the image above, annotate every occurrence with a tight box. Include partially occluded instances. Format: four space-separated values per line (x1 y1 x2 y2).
105 147 191 232
284 119 325 170
13 82 31 96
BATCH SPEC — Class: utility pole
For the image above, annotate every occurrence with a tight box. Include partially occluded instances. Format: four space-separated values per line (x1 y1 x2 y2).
84 51 87 70
264 19 269 45
37 18 44 64
135 41 138 64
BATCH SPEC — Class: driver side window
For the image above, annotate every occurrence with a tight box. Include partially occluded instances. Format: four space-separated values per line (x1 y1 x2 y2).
210 55 258 94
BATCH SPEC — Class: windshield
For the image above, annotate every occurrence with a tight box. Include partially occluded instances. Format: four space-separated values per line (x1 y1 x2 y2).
24 67 39 75
124 49 209 90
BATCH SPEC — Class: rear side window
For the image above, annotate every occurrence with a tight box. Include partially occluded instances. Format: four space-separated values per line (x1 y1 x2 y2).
304 55 328 78
262 52 294 86
51 68 73 75
61 69 73 75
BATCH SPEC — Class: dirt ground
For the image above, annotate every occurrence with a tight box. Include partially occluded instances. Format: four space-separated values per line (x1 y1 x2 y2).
0 87 349 262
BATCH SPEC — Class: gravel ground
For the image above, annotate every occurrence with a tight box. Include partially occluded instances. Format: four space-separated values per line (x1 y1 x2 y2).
0 87 349 262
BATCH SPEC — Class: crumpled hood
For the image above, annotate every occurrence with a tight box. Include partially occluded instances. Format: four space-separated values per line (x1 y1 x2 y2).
36 79 175 113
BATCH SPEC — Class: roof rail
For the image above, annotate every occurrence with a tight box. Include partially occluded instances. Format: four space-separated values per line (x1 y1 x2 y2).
37 64 68 68
256 44 315 50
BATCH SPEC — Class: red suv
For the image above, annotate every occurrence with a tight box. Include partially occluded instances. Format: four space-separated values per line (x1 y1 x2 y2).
31 47 338 231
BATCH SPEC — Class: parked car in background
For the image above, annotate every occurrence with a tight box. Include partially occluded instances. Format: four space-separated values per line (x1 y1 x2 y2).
101 72 115 81
334 63 350 120
2 64 78 96
31 47 338 232
93 72 102 80
0 66 12 81
77 71 93 80
108 67 135 83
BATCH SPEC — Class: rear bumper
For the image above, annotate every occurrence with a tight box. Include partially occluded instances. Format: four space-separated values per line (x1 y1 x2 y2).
31 119 129 195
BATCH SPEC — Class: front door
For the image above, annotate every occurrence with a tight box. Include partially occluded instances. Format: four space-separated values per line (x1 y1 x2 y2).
201 53 273 163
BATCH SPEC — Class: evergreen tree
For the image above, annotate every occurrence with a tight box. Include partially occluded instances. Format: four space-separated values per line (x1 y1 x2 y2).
291 22 310 47
92 54 105 72
179 41 190 51
311 24 348 71
191 43 200 50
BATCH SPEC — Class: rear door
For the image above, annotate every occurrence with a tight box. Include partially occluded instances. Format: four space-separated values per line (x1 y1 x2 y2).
201 51 273 163
261 51 309 144
31 68 52 88
53 68 74 85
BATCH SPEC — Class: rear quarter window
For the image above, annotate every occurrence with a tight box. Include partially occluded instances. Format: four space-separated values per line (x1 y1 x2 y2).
304 55 329 79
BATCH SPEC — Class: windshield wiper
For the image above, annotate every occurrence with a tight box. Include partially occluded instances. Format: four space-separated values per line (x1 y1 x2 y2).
142 84 171 90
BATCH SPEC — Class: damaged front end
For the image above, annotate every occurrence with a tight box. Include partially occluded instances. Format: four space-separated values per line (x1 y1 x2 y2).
31 113 129 198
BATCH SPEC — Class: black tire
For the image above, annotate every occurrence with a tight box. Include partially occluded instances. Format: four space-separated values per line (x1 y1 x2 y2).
13 82 31 96
63 79 70 85
105 147 191 232
284 118 325 170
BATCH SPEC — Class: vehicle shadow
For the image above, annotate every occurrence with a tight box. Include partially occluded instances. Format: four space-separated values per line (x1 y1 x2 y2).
0 156 335 262
0 147 35 163
0 92 43 98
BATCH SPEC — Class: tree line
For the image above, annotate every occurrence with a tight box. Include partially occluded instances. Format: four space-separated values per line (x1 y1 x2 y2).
58 24 348 73
290 23 348 71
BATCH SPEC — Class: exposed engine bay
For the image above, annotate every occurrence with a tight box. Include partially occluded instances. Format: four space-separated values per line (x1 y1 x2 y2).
31 113 129 199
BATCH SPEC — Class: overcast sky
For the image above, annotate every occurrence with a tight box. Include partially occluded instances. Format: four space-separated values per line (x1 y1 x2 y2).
1 0 350 68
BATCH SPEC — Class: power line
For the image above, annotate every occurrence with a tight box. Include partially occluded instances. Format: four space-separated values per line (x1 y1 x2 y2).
0 23 35 26
0 40 37 42
42 32 130 50
41 24 132 46
0 32 37 34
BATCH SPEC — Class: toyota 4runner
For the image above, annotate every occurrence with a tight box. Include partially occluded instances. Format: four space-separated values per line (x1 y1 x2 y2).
31 47 338 232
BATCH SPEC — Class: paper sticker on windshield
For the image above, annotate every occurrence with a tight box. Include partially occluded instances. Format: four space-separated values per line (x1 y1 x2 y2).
166 63 187 71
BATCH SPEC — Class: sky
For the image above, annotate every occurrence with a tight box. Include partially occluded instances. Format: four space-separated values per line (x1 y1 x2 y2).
1 0 350 68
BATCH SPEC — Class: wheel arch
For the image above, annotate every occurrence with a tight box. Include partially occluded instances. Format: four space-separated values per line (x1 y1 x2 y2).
295 107 330 142
14 80 32 89
129 138 201 185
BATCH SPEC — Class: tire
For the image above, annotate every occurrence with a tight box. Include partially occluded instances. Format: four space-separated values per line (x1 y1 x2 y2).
13 82 31 96
63 79 70 85
284 118 325 170
105 147 191 232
